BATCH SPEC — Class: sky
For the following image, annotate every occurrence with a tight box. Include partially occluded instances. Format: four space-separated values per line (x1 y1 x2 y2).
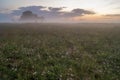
0 0 120 23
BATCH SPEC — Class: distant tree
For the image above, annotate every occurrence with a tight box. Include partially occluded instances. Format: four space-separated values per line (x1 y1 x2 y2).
20 11 45 23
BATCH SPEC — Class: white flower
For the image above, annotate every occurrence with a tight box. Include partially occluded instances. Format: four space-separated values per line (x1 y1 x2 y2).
33 71 37 75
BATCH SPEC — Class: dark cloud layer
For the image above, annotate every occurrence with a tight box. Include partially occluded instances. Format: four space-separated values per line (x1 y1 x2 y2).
12 6 46 16
48 7 64 12
11 5 95 22
63 8 95 17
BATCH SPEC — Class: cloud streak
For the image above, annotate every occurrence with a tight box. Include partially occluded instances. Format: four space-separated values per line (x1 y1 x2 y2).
104 14 120 17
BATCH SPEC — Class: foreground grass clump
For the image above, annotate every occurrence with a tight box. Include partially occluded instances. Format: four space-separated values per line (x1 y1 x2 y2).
0 23 120 80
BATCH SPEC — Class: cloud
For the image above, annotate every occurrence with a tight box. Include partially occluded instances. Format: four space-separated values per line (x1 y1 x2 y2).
12 6 46 16
63 8 95 17
104 14 120 17
48 7 64 12
0 8 11 14
10 5 95 22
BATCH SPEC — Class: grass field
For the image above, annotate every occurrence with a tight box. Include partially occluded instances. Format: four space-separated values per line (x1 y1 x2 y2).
0 23 120 80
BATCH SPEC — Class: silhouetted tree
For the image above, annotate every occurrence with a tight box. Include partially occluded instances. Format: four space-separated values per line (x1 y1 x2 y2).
20 10 45 23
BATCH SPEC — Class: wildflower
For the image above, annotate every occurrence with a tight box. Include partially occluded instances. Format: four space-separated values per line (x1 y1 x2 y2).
33 71 37 75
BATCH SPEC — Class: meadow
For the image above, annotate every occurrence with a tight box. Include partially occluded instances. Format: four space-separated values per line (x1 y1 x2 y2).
0 23 120 80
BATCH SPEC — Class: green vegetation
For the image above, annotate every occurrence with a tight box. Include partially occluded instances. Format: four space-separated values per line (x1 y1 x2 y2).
0 23 120 80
